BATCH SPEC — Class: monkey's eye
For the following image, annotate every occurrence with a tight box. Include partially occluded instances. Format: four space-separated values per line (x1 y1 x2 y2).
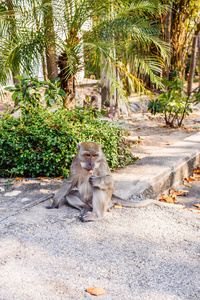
84 154 91 158
92 155 98 158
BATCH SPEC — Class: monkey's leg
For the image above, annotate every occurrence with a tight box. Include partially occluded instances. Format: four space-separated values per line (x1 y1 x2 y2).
49 180 74 209
80 188 112 222
65 190 92 215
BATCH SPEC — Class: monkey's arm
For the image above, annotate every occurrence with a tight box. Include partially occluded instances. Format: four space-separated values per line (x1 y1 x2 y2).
111 195 185 209
89 174 114 190
48 179 75 208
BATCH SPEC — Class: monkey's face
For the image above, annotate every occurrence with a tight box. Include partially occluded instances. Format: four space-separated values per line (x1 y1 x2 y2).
78 142 102 172
83 153 99 171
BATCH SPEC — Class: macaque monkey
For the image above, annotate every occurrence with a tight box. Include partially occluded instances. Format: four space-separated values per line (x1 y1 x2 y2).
48 141 114 221
47 142 184 222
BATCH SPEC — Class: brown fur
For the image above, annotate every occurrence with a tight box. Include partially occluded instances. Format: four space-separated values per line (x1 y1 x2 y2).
49 142 114 221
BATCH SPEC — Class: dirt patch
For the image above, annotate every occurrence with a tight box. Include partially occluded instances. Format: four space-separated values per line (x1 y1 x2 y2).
125 110 200 158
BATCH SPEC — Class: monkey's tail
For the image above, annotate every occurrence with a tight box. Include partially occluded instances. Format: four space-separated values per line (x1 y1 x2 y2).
111 194 185 209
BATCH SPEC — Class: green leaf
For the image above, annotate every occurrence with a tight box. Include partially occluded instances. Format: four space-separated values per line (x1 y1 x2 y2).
4 86 17 91
58 88 66 96
49 98 55 106
12 92 19 101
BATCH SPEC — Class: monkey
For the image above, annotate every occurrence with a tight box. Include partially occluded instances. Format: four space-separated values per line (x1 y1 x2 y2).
48 141 114 222
47 141 184 222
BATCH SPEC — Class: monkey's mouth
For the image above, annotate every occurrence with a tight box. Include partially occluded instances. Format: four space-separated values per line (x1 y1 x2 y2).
84 167 93 172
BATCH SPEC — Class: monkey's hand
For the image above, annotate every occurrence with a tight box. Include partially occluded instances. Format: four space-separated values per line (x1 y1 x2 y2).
89 175 113 189
89 175 101 187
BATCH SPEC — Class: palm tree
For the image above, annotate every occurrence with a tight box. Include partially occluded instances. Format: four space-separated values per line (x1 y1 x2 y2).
0 0 169 109
84 0 169 110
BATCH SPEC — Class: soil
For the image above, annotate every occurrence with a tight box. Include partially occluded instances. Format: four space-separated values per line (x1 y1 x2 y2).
125 110 200 158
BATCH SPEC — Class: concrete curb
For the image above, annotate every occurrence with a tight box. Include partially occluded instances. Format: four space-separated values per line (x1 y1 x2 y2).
113 132 200 199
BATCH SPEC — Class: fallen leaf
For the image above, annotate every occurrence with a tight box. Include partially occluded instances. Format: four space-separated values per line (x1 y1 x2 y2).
187 177 195 182
157 193 178 204
183 180 191 188
178 190 189 196
53 176 64 179
192 172 200 180
189 167 200 180
169 188 188 196
14 177 25 181
86 287 106 296
193 203 200 208
157 193 168 201
114 205 123 209
157 194 168 202
37 177 49 180
187 208 200 213
167 198 173 203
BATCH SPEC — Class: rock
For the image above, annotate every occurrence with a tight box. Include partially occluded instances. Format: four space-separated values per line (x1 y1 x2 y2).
39 189 51 194
20 197 30 203
4 190 21 197
130 103 141 112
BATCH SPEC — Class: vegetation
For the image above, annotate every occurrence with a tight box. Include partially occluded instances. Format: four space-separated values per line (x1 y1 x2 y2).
161 0 200 83
0 1 199 99
0 0 169 103
1 0 200 179
0 107 136 177
148 77 200 127
4 76 66 111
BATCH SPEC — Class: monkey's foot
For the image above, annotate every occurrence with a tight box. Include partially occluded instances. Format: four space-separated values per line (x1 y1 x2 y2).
79 211 102 222
46 204 59 209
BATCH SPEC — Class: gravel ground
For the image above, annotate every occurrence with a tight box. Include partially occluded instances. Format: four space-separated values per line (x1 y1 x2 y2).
0 198 199 300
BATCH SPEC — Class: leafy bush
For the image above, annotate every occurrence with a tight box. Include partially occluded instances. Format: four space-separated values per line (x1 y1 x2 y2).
0 107 136 177
148 77 200 127
4 76 66 113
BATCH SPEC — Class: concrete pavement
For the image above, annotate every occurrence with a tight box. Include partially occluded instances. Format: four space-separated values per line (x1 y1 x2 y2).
0 131 200 300
114 132 200 200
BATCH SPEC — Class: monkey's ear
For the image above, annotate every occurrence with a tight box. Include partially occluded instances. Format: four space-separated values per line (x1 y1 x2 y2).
77 143 81 150
98 143 102 149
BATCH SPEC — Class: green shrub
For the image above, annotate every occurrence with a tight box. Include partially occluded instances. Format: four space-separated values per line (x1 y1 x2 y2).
4 76 66 112
0 107 136 177
148 77 200 127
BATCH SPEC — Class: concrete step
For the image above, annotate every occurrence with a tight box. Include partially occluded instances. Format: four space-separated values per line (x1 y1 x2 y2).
113 132 200 199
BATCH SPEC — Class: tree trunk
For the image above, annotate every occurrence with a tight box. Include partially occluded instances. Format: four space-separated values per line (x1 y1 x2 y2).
41 49 48 82
43 0 58 81
163 5 172 80
101 67 111 107
198 35 200 87
187 22 200 95
57 52 76 106
6 0 19 84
